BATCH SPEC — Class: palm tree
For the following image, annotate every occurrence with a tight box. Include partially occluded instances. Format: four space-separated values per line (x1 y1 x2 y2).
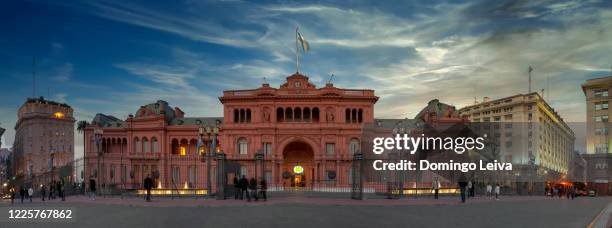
76 120 89 184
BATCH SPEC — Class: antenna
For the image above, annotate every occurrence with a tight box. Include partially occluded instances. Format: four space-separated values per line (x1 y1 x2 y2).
327 73 334 84
528 66 533 93
32 56 36 98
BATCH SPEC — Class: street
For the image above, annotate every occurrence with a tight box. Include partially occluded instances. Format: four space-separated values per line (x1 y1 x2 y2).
1 195 609 228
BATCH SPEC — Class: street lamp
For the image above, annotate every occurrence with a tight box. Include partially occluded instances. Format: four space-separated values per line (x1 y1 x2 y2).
204 123 220 197
94 128 103 194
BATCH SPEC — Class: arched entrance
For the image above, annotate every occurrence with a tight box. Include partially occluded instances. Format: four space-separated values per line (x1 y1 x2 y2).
282 141 314 188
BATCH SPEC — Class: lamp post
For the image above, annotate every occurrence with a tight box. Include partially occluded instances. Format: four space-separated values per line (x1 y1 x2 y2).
94 128 103 194
205 124 219 197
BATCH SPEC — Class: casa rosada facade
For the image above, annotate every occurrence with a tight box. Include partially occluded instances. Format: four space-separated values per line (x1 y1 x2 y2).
83 73 378 191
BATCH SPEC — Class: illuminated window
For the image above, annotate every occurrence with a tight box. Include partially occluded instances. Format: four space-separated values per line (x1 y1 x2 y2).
180 146 186 156
53 112 65 119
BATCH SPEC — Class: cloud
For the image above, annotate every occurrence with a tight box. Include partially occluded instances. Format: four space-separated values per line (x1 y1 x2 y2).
52 63 73 81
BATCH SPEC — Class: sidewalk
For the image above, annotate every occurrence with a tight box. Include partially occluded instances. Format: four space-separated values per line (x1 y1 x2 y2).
1 195 577 207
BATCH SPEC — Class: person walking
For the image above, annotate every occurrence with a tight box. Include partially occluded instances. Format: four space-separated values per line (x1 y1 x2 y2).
470 181 476 197
89 177 97 200
494 183 500 200
248 177 258 202
19 186 25 203
239 175 248 200
41 185 46 201
432 177 440 199
458 175 468 203
486 183 492 198
28 186 33 202
48 181 54 200
260 178 267 201
233 176 240 200
467 181 473 198
143 174 153 202
10 187 15 204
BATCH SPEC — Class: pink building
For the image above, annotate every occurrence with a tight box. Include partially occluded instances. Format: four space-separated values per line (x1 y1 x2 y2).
83 73 378 191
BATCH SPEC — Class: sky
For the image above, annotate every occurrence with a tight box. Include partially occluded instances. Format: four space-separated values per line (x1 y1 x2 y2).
0 0 611 156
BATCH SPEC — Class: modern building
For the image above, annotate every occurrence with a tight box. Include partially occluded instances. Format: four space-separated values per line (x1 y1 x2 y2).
83 73 378 192
581 76 612 195
458 93 575 179
12 97 75 183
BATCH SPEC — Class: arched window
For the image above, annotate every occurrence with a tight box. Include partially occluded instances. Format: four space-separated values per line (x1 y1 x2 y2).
234 109 239 123
240 109 245 123
246 109 251 123
303 107 311 122
151 137 159 153
352 109 357 123
349 138 360 155
134 137 141 153
358 109 363 123
180 139 188 156
171 139 179 155
313 107 320 122
345 109 351 123
295 107 302 122
276 107 284 122
142 137 149 153
285 108 293 122
238 138 248 155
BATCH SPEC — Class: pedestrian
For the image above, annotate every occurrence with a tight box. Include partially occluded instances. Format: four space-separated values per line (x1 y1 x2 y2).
28 186 33 202
239 175 248 200
494 183 500 200
19 186 25 203
10 187 15 204
260 178 267 201
486 183 492 198
467 181 473 198
143 174 153 202
48 181 54 200
458 175 467 203
470 181 476 197
89 177 97 200
249 177 258 202
41 185 46 201
432 177 440 199
233 176 240 200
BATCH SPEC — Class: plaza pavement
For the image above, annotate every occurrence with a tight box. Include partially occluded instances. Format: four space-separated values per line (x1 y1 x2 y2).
1 194 610 228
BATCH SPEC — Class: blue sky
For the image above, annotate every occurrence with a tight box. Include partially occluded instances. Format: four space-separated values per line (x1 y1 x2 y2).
1 0 611 154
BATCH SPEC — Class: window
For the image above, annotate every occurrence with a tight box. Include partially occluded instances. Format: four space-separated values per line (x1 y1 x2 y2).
349 138 360 155
493 116 501 122
188 166 197 188
172 166 180 185
180 146 186 156
595 143 608 153
263 143 272 155
238 138 248 155
594 115 609 122
326 143 335 156
595 101 609 111
594 89 609 97
595 127 609 135
143 137 149 153
151 138 159 153
240 166 248 177
134 137 141 153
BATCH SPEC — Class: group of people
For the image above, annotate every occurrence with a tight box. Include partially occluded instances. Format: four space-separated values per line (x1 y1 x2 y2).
233 175 267 202
456 178 501 203
546 185 577 200
8 179 67 204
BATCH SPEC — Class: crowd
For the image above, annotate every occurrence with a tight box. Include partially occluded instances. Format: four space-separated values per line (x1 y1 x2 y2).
8 179 68 204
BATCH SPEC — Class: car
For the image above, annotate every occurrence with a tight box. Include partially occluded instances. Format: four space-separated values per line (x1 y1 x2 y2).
588 190 596 197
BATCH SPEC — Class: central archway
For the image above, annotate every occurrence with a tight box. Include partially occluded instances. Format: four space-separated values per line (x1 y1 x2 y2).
282 141 314 188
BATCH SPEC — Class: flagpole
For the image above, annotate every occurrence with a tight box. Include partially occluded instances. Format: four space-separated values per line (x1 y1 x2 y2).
296 27 299 73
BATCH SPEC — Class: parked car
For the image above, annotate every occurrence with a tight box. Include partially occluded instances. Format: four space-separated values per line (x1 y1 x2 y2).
588 190 596 197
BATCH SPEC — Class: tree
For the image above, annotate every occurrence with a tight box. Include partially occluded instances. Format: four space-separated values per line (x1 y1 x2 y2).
76 120 89 182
